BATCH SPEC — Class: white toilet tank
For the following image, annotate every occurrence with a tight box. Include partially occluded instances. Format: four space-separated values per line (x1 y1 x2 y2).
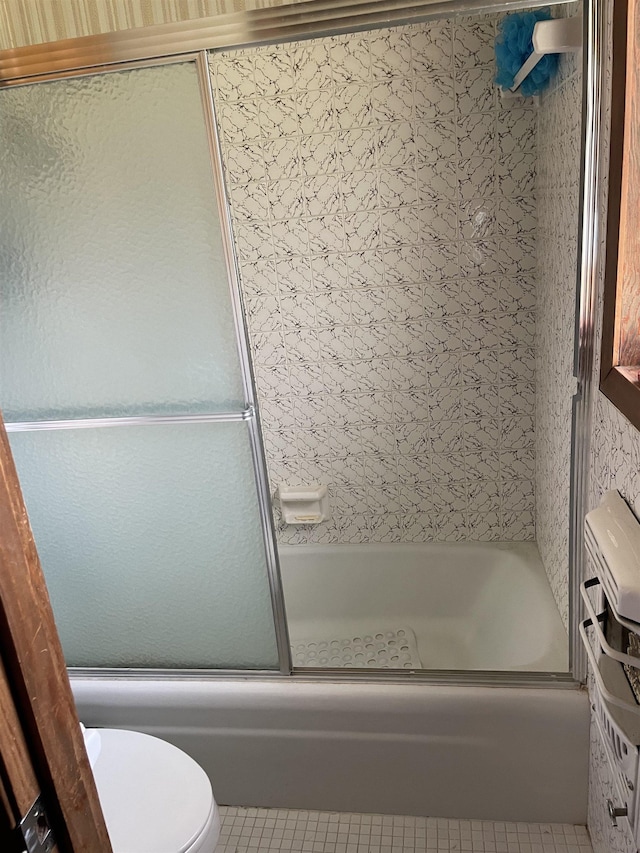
85 727 221 853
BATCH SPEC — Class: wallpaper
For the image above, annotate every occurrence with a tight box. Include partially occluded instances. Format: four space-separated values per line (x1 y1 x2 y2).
588 710 637 853
211 15 539 545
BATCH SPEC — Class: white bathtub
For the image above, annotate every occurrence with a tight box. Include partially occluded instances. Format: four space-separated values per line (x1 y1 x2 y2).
72 543 584 823
72 677 590 824
280 542 569 672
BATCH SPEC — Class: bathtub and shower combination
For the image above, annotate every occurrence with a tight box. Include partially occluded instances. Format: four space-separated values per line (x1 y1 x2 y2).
73 538 586 824
0 0 595 832
71 533 585 825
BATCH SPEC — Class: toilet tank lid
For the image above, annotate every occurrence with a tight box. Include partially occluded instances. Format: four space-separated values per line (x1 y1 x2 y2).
89 728 214 853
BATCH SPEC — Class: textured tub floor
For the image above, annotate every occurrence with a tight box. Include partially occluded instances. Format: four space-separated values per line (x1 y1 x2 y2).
218 807 593 853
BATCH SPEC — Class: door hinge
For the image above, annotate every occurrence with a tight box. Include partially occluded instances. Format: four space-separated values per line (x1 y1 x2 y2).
15 796 55 853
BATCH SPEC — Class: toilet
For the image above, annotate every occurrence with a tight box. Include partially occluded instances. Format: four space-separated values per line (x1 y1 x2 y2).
83 726 221 853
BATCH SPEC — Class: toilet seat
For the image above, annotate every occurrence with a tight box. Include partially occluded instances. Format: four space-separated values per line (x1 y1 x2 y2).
88 728 220 853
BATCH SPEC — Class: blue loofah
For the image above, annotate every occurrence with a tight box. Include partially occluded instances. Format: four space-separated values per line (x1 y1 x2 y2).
495 8 558 97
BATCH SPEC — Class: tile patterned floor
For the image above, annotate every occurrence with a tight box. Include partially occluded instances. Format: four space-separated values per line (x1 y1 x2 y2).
218 807 593 853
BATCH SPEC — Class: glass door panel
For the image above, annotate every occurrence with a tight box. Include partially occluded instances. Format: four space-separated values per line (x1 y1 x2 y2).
0 61 244 421
9 422 277 669
0 57 282 671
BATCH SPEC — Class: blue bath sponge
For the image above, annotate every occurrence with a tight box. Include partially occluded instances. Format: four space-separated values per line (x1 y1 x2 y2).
495 8 558 97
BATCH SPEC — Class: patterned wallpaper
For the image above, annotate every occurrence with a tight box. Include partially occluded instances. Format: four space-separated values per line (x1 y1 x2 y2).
211 15 539 546
588 710 637 853
534 3 583 629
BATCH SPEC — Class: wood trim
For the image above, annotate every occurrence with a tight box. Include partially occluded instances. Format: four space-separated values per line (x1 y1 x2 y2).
601 366 640 430
0 653 40 821
600 0 628 384
0 777 17 849
0 412 112 852
616 0 640 366
600 0 640 427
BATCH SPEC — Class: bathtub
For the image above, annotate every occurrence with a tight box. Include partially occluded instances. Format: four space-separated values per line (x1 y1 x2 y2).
280 542 569 672
72 677 589 824
72 542 585 823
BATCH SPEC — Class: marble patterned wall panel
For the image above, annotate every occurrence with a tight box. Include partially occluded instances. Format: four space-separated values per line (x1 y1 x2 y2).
211 15 539 545
534 2 583 628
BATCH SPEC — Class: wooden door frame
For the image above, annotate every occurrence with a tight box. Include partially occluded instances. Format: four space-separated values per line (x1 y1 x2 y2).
0 411 111 852
600 0 640 430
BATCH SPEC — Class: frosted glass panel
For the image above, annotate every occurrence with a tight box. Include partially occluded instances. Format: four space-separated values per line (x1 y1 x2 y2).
0 61 244 420
9 423 278 669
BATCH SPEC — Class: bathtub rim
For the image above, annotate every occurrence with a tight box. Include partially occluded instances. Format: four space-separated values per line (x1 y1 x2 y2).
67 668 579 688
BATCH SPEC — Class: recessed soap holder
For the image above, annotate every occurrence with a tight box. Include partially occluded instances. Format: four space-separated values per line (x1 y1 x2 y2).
277 484 328 525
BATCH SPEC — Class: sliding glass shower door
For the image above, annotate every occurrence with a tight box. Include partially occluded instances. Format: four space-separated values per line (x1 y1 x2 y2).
0 58 284 670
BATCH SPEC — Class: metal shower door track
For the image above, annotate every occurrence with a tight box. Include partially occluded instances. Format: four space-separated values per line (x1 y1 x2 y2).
0 0 569 86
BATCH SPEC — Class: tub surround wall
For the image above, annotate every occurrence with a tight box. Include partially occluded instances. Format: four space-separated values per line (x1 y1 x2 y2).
534 3 583 629
211 16 538 546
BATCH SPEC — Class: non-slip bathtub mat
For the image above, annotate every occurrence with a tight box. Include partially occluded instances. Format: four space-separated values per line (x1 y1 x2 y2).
291 626 422 669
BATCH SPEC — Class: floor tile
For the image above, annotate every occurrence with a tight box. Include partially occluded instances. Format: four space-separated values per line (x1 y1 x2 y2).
218 808 593 853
